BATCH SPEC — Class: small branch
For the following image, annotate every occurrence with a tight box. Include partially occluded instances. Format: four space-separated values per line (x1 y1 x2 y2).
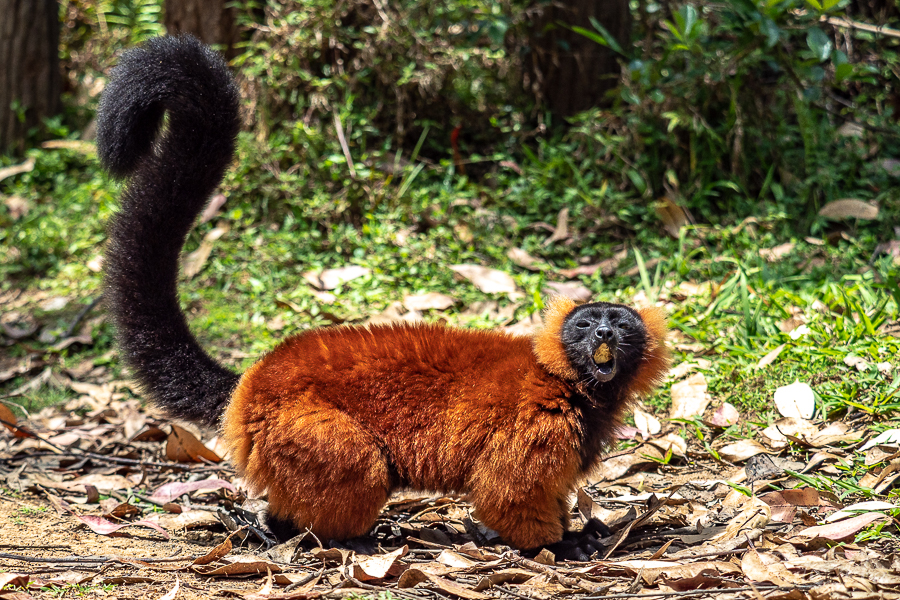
333 112 357 179
0 552 199 564
822 15 900 40
62 294 104 338
582 585 816 600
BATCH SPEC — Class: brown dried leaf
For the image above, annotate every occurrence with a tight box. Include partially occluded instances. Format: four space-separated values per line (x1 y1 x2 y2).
0 402 22 436
76 515 170 539
200 194 227 224
193 537 233 565
712 496 771 541
633 406 661 437
398 569 488 600
708 402 739 427
183 224 229 278
145 510 221 531
4 195 29 220
774 382 815 419
818 199 879 220
165 424 222 463
756 344 786 370
148 478 236 503
790 512 886 542
759 243 795 262
669 373 712 420
718 439 770 462
543 208 570 246
157 576 180 600
402 293 456 312
507 248 545 271
450 265 519 295
352 546 409 581
502 312 542 337
656 197 689 238
303 266 371 290
0 157 35 182
473 568 534 591
594 445 664 481
543 281 593 302
741 550 800 585
194 555 283 577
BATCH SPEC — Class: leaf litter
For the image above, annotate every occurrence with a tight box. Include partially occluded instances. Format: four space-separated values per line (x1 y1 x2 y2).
2 310 900 599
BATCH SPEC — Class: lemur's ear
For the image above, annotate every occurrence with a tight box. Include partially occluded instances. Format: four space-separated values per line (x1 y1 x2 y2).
532 296 578 380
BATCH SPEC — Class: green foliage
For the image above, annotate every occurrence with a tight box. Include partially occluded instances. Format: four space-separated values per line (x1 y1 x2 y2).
573 0 899 230
231 0 525 146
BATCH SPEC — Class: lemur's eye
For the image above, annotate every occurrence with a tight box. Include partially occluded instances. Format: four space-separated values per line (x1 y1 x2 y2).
576 320 591 329
620 322 631 331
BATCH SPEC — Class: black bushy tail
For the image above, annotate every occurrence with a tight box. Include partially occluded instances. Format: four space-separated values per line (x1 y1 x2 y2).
97 36 241 427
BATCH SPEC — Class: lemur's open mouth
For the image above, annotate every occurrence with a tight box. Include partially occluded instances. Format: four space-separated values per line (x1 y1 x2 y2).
593 343 617 382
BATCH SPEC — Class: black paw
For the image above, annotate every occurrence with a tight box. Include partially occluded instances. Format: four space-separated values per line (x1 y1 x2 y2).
541 518 609 562
265 513 301 542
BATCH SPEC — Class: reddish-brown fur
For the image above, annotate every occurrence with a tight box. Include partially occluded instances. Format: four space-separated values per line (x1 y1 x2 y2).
223 297 670 549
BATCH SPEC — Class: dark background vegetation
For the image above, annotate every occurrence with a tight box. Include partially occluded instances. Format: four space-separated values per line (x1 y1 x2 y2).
2 0 900 419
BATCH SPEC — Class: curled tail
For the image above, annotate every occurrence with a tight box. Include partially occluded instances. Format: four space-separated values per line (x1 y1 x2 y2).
97 36 241 427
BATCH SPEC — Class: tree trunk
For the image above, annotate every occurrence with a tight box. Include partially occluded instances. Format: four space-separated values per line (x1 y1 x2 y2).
164 0 240 58
0 0 60 154
528 0 630 118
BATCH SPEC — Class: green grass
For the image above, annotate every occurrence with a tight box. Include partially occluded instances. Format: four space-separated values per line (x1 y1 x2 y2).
3 138 900 424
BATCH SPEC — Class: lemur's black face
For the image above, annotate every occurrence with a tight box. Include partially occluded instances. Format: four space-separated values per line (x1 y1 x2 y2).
561 303 648 385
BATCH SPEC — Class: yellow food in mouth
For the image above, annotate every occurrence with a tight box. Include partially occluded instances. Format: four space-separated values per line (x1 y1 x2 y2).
593 343 612 364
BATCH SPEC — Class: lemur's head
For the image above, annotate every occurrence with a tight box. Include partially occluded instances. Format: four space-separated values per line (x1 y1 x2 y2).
533 297 670 399
559 303 646 384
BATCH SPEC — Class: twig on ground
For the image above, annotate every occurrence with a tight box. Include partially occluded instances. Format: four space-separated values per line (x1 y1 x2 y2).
582 585 816 600
62 294 104 338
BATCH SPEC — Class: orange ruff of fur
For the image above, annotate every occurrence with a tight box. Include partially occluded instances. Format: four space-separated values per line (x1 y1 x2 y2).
223 297 670 549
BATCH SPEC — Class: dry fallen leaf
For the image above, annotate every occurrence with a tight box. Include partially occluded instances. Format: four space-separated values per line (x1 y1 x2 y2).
165 424 223 463
843 354 870 372
303 266 371 290
759 243 795 262
543 281 593 302
669 373 712 419
0 157 36 182
507 248 546 271
145 510 221 531
818 199 879 220
825 500 896 523
791 512 886 542
149 478 236 503
712 496 771 541
655 197 690 238
193 555 283 577
741 549 800 585
183 224 229 278
353 546 408 581
774 381 815 419
4 195 29 220
157 576 180 600
708 402 739 427
633 406 661 437
542 207 570 246
399 568 488 600
76 515 170 539
756 344 786 370
0 402 22 436
718 439 770 462
450 264 519 295
860 428 900 450
402 293 456 312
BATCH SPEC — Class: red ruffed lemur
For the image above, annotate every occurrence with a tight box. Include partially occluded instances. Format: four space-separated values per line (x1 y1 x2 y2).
97 36 670 561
